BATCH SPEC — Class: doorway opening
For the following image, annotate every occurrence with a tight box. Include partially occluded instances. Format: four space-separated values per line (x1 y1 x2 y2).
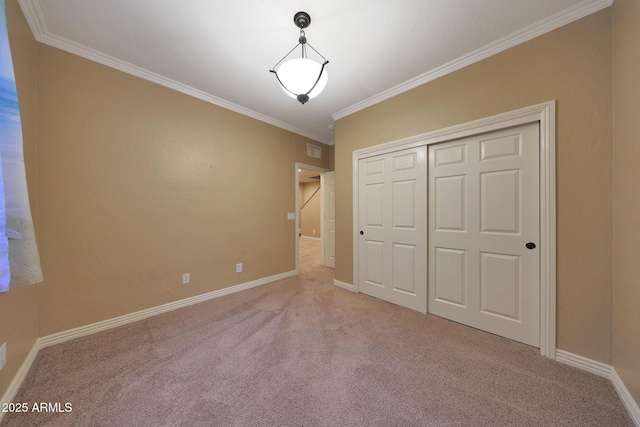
295 163 329 273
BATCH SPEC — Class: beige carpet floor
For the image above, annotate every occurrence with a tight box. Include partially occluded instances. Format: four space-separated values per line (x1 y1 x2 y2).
2 238 634 426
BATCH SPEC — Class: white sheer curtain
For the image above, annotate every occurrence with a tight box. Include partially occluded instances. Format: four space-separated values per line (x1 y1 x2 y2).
0 153 8 292
0 0 43 292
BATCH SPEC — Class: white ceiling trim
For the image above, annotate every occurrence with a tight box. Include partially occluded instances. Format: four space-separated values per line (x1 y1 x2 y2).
331 0 613 121
16 0 329 144
17 0 612 143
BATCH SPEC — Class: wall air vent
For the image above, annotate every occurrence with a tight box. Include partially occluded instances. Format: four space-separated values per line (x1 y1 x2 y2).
307 143 322 159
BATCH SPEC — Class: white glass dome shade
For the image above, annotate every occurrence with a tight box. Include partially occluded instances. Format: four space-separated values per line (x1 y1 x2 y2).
277 58 328 99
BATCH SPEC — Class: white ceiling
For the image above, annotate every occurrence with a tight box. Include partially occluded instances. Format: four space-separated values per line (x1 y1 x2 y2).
18 0 611 144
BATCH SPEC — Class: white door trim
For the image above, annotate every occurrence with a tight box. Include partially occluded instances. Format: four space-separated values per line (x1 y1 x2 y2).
321 171 336 268
295 163 329 273
352 101 556 358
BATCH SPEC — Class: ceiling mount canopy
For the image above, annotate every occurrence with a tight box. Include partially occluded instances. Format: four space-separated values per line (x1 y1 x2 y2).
294 11 311 29
270 11 329 105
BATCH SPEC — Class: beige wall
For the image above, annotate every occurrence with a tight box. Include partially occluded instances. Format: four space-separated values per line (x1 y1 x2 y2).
35 44 328 335
612 0 640 405
0 0 39 398
335 10 613 363
1 0 329 398
299 181 321 238
4 0 639 411
329 145 335 171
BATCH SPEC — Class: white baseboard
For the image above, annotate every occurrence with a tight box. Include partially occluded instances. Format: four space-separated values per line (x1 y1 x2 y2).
40 270 296 349
300 236 321 241
334 279 356 292
612 369 640 426
556 349 640 426
555 349 613 378
0 270 296 425
0 340 40 424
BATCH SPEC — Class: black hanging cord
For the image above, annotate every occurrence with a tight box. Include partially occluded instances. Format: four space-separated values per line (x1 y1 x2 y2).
270 41 302 72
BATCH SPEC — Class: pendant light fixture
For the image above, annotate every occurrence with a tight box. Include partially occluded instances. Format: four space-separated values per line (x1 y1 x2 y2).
270 12 329 105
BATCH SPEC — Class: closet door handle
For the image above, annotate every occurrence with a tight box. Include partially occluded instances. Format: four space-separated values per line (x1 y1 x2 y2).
526 242 536 250
360 230 364 235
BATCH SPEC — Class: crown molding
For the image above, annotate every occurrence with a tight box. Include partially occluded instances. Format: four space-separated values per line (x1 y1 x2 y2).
18 0 612 141
332 0 613 121
16 0 328 144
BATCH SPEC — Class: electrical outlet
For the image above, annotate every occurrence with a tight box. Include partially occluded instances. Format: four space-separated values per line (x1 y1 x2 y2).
236 263 243 273
0 342 6 372
182 273 190 284
287 212 296 220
